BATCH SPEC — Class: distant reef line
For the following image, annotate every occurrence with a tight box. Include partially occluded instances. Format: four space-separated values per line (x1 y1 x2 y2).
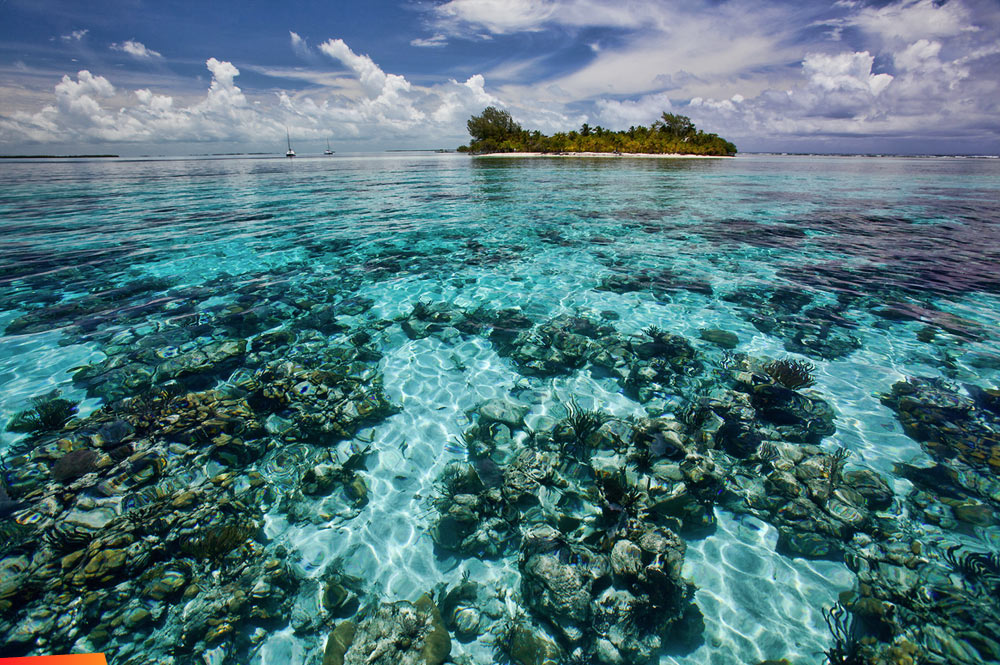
459 106 737 157
0 154 119 159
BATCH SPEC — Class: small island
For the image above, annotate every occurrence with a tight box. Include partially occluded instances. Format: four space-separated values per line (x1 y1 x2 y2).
458 106 736 157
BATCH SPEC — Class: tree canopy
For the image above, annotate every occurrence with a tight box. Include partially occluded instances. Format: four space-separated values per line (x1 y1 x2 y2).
458 107 736 156
467 106 522 141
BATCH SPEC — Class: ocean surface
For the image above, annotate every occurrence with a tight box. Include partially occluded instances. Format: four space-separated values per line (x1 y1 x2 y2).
1 153 998 665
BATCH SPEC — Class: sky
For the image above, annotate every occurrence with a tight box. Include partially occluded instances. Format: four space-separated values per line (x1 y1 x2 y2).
0 0 998 155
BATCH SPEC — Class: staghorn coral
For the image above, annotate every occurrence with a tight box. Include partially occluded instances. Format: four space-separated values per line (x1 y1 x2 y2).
642 325 665 340
762 358 816 390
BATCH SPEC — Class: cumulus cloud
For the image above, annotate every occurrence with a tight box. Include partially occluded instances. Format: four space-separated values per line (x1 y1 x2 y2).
430 74 497 122
111 40 162 58
290 31 311 58
680 36 995 149
0 59 267 143
54 70 116 123
320 39 395 97
464 0 996 150
318 38 426 126
685 50 896 133
60 29 88 42
5 0 997 154
0 40 500 147
802 51 892 96
595 92 674 128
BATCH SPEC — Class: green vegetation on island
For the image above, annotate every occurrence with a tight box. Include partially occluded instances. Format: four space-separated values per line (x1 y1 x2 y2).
458 106 737 156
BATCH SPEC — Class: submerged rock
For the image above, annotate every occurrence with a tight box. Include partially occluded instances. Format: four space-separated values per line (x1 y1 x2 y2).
748 383 836 444
882 377 1000 475
519 521 692 664
329 598 450 665
699 328 739 349
501 623 564 665
475 398 529 429
51 448 99 482
723 287 862 359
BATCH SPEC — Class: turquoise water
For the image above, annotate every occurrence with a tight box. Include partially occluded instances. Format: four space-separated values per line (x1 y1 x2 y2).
1 153 999 665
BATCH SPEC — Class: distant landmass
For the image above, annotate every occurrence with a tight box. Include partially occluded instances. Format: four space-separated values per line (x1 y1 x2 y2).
0 154 119 159
458 107 737 156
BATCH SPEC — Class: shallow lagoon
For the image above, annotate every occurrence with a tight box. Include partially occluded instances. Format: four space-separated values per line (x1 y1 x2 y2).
1 153 998 664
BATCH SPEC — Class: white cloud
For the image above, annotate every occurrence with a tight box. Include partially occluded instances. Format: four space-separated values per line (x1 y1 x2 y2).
111 40 162 59
595 92 673 128
5 0 997 155
0 60 269 144
448 0 996 150
434 0 557 34
894 38 942 71
134 88 174 114
54 70 116 123
56 70 115 100
802 51 892 96
320 39 393 97
498 29 795 105
431 74 497 122
430 0 678 34
411 34 448 48
318 38 425 126
685 50 896 132
846 0 977 44
0 40 500 148
474 0 808 107
60 29 88 42
677 35 997 148
290 31 310 57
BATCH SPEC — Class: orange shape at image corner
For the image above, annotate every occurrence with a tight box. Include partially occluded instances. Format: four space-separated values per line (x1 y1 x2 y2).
0 656 108 665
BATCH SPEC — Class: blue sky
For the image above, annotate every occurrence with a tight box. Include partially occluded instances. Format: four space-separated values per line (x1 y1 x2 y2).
1 0 998 154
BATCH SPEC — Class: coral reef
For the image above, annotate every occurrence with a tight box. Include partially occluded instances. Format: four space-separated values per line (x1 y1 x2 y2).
6 390 79 435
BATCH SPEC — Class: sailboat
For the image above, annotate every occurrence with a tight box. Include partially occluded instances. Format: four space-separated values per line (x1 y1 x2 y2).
324 138 334 155
285 128 296 158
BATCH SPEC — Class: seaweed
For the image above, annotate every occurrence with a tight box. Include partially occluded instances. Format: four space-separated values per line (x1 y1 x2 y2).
823 601 864 665
595 471 649 536
7 389 78 434
563 402 609 446
762 358 816 390
825 447 851 499
0 521 36 556
942 544 1000 596
757 441 780 463
739 441 781 473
